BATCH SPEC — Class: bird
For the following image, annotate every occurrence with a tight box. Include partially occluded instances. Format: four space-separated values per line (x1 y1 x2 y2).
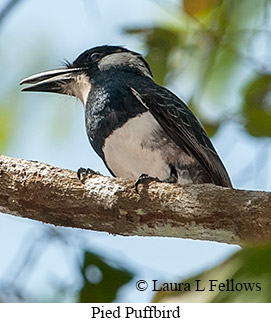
20 45 232 189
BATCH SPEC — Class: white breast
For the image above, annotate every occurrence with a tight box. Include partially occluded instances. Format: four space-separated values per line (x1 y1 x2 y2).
102 111 170 180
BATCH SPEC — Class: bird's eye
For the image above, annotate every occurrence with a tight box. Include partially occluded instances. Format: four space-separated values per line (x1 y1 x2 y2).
90 52 100 61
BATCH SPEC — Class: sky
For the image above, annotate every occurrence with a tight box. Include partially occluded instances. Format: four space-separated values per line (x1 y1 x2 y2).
0 0 264 302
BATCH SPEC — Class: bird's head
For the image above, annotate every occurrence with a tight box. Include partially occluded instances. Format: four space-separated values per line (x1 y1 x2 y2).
20 45 152 105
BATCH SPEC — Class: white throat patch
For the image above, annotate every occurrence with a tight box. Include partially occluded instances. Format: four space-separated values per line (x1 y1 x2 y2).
63 73 91 106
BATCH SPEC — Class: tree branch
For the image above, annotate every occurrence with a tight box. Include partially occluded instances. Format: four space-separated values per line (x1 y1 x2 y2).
0 0 23 29
0 154 270 245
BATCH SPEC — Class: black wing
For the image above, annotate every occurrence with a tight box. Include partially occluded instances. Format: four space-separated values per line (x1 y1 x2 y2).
130 80 232 187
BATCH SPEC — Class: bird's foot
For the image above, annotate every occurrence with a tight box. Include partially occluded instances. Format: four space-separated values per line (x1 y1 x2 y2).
135 173 161 192
164 174 178 184
77 167 97 183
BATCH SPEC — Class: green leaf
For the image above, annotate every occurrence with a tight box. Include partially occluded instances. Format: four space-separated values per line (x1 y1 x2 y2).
243 74 271 137
125 27 181 85
0 99 18 152
202 121 220 137
183 0 219 17
78 251 134 303
153 244 271 303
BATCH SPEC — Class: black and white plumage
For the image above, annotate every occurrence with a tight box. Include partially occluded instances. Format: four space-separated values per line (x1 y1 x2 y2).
20 45 232 187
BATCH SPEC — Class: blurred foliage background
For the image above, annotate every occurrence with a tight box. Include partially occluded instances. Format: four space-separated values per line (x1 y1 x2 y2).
0 0 270 302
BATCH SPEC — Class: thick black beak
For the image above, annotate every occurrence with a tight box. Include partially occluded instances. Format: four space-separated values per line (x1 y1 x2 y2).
20 67 86 94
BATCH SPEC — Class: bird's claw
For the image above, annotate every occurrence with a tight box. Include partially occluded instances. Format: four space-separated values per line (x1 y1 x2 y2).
135 173 161 192
77 167 97 183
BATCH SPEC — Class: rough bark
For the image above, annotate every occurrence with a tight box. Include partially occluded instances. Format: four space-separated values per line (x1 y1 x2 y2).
0 154 271 245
